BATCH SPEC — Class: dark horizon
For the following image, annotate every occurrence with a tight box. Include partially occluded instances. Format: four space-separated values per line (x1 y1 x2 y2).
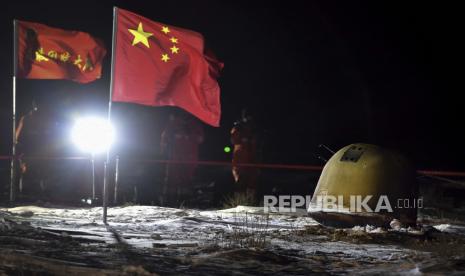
0 1 463 171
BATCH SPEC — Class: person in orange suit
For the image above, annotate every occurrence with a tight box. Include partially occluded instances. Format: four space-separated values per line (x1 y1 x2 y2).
231 110 259 198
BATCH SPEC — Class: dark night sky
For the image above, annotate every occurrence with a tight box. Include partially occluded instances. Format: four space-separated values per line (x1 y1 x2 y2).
0 1 463 170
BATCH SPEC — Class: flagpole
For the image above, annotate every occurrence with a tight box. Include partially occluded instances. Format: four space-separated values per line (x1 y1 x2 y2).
103 6 118 224
10 19 18 202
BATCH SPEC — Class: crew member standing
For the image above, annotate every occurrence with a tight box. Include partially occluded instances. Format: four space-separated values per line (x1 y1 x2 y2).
231 110 259 198
160 111 204 206
15 102 44 197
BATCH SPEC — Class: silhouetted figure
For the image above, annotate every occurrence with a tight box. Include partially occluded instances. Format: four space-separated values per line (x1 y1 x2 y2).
14 102 81 202
15 102 45 197
160 112 204 206
231 110 259 198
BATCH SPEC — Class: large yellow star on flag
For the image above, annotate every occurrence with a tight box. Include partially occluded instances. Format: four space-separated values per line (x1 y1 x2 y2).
128 23 153 48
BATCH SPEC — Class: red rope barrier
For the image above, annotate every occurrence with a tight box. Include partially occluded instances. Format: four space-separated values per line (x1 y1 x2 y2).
1 155 465 177
416 170 465 178
0 155 89 160
125 158 324 171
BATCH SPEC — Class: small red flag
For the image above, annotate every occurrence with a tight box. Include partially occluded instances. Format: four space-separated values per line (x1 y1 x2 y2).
17 21 106 83
112 9 223 127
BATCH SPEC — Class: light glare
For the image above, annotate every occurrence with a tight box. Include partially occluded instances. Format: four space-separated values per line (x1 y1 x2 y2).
71 117 115 154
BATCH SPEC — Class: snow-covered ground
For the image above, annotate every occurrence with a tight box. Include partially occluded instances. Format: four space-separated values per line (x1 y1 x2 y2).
2 205 318 248
1 205 465 275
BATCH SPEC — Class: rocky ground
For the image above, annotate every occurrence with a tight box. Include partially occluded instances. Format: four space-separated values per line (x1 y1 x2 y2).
1 205 465 275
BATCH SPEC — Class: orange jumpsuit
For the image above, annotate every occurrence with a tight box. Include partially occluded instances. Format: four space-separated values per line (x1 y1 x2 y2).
231 122 259 193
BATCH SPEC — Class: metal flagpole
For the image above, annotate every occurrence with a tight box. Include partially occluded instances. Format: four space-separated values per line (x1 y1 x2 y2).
103 6 118 224
113 155 120 204
91 153 96 200
10 20 18 202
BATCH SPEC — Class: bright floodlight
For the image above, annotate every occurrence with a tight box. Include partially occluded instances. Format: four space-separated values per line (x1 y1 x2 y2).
71 116 115 154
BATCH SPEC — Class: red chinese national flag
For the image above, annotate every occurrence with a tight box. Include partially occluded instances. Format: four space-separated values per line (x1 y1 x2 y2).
112 9 223 127
17 21 106 83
